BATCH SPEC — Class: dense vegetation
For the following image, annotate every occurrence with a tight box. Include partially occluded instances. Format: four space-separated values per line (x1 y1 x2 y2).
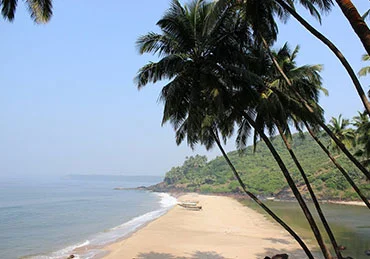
160 132 370 200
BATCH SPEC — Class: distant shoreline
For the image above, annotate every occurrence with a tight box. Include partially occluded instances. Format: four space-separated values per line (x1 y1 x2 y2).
324 200 367 207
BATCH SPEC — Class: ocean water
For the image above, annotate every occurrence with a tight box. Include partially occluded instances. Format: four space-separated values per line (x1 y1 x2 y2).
0 175 176 259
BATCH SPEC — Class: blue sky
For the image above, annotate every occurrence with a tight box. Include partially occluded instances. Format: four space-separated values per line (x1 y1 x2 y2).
0 0 369 179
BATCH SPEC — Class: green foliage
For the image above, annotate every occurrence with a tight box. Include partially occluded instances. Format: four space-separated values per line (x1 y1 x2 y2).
162 132 370 200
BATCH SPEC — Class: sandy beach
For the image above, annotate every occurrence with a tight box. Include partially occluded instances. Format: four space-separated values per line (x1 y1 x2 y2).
102 194 315 259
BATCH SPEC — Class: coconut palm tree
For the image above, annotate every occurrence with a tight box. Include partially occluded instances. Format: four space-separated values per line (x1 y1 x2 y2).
210 40 332 257
327 115 356 153
236 43 338 258
266 46 370 209
353 111 370 167
136 1 314 257
217 0 370 181
1 0 52 23
251 15 370 207
233 0 370 116
268 44 344 258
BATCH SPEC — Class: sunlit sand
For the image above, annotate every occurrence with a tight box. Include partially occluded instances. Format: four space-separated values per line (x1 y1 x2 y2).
103 194 315 259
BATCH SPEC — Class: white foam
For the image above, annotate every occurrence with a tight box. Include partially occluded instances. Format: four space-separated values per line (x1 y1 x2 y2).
33 193 177 259
27 240 89 259
155 192 178 208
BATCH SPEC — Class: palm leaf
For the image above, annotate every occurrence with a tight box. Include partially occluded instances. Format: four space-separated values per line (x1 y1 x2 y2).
26 0 52 23
1 0 17 21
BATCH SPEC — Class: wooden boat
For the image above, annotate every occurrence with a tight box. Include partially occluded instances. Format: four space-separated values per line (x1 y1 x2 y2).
178 202 202 210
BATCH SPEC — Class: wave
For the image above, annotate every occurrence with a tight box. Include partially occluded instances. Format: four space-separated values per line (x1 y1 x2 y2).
22 241 89 259
26 192 176 259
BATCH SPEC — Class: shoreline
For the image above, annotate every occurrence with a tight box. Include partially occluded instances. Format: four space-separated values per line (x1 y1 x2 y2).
100 193 318 259
324 200 367 206
36 192 177 259
168 191 368 207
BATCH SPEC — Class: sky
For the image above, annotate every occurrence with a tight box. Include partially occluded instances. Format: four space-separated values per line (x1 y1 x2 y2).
0 0 369 179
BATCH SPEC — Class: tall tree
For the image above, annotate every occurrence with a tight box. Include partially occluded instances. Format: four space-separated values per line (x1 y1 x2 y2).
264 0 370 116
237 43 337 258
270 44 342 258
263 44 370 208
216 0 370 180
1 0 52 23
254 5 370 181
135 1 314 257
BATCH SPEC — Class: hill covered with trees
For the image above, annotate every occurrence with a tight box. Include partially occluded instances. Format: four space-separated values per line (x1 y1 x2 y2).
154 132 370 200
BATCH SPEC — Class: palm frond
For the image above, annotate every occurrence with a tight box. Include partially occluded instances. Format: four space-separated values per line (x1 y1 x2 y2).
135 54 189 88
1 0 17 21
26 0 52 23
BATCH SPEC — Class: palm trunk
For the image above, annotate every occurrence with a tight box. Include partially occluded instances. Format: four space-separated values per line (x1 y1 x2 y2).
241 113 332 259
304 121 370 209
276 124 342 259
211 131 315 259
335 0 370 56
274 0 370 116
261 35 370 181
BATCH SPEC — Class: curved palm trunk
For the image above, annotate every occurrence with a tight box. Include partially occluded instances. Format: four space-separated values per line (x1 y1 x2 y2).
276 125 342 259
274 0 370 116
211 131 315 259
304 121 370 209
241 113 332 259
261 36 370 181
335 0 370 56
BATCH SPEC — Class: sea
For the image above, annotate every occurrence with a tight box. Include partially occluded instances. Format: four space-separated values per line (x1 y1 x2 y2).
0 175 176 259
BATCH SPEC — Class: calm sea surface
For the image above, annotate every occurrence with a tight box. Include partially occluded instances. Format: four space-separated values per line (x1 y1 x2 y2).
243 199 370 259
0 175 175 259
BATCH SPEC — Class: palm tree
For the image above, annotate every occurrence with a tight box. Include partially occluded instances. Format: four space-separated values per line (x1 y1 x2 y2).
353 111 370 167
214 41 332 258
218 0 370 181
250 14 370 207
334 0 370 56
238 43 338 258
136 1 314 257
270 44 344 258
265 45 369 209
1 0 52 23
244 0 370 116
327 115 356 153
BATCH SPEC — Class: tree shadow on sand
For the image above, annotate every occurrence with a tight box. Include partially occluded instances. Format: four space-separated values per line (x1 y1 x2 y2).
256 247 321 259
263 238 292 245
136 251 227 259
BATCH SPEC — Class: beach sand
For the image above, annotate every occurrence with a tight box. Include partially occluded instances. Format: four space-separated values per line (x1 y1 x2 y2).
102 194 316 259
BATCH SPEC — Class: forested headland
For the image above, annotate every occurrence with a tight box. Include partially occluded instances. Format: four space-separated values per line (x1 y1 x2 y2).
153 131 369 200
